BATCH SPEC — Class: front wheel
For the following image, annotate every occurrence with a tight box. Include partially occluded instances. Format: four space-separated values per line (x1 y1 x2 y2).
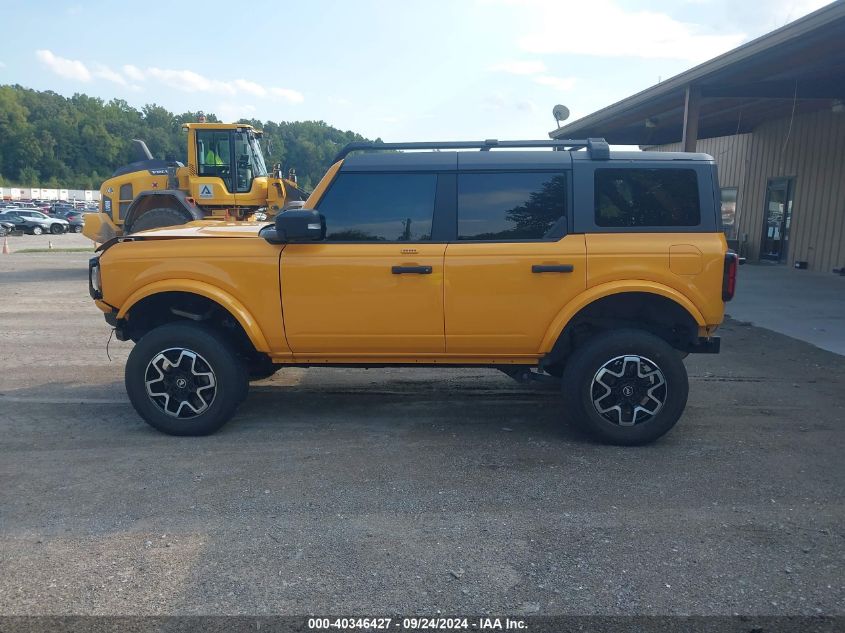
561 329 688 445
73 225 83 233
50 223 64 234
125 323 248 436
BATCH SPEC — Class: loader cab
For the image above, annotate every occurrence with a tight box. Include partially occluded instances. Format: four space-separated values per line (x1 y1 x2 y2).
186 123 269 205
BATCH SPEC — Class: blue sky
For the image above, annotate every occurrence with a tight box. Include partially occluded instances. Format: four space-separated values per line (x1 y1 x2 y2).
0 0 833 141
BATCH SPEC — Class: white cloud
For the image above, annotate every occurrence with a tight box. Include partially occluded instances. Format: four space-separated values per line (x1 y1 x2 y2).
232 79 267 97
34 53 303 104
487 0 745 63
489 60 547 75
35 49 91 81
122 64 145 82
93 64 127 86
515 99 536 112
532 75 577 91
146 67 234 94
270 87 305 104
482 92 537 113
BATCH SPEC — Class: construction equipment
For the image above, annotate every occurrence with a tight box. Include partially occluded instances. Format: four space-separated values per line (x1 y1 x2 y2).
82 123 306 243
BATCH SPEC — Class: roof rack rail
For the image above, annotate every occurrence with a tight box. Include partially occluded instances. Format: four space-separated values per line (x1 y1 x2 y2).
332 138 610 162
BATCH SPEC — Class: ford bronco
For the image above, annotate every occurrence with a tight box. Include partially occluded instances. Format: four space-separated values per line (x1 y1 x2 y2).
89 138 738 444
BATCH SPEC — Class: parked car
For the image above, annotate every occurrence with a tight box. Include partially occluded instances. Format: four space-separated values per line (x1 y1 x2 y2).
0 219 15 236
90 137 737 443
0 212 48 235
49 203 75 215
52 209 85 232
0 210 68 235
12 209 68 234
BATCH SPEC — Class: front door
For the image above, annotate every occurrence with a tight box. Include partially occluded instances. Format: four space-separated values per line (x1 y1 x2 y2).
444 171 586 354
280 171 446 355
761 177 794 263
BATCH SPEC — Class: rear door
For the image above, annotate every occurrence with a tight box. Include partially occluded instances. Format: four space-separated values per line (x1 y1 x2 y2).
444 157 586 355
280 163 453 355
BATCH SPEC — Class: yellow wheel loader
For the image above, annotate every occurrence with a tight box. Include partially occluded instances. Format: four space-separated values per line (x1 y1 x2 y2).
83 123 305 243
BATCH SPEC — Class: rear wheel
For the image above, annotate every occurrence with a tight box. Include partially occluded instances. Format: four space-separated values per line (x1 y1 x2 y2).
561 329 688 445
125 322 248 436
129 207 194 233
73 225 83 233
30 226 43 235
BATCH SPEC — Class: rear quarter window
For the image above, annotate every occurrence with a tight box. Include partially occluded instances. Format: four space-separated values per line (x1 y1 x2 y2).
595 168 700 227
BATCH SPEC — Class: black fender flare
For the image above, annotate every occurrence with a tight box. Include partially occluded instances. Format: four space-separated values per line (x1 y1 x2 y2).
124 190 203 232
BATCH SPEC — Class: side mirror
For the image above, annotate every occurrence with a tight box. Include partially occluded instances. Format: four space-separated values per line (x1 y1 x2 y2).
264 209 325 244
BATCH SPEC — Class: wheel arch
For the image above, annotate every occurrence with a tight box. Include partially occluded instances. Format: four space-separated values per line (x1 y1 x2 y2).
541 282 706 362
124 190 202 232
117 280 270 353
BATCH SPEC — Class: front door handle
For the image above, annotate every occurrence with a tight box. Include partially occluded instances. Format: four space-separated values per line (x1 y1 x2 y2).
532 264 574 273
392 265 432 274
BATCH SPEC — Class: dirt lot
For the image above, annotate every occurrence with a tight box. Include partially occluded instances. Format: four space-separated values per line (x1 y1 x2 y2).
0 251 843 616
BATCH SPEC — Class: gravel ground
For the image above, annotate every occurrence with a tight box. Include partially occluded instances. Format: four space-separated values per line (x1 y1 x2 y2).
0 252 842 616
1 230 93 251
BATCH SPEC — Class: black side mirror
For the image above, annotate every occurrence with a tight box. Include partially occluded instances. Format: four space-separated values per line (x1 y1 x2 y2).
263 209 325 244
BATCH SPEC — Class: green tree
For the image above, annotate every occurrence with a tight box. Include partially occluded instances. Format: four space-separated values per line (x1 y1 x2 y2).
0 84 373 191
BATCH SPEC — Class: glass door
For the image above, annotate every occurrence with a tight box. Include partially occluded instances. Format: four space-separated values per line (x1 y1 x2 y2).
760 178 794 263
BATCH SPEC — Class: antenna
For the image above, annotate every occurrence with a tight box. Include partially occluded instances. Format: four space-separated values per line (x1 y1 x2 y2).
552 104 570 129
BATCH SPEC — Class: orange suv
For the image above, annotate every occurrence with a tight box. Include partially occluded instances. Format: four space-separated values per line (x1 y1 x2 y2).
89 138 738 444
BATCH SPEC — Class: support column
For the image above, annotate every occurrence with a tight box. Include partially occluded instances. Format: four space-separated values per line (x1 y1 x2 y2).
682 85 701 153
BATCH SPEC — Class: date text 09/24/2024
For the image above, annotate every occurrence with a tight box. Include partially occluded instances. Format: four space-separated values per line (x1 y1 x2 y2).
307 617 528 630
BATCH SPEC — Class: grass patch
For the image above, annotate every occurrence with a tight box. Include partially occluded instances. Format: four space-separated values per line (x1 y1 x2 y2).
14 247 95 253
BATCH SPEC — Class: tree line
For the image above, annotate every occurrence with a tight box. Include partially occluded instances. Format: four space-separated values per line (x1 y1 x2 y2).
0 84 372 191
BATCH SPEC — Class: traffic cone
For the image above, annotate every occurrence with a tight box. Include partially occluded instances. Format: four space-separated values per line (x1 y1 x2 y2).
2 236 10 255
48 240 54 250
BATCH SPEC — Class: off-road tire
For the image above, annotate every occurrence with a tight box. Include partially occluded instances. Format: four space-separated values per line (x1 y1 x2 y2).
125 322 248 436
129 207 194 234
561 329 688 445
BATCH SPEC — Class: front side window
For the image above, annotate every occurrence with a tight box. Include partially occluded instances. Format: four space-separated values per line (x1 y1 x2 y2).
458 172 567 240
317 173 436 241
595 168 700 227
196 130 231 189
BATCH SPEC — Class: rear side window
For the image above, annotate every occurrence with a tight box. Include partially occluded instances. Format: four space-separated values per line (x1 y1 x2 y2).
595 168 700 227
317 173 436 241
458 172 567 240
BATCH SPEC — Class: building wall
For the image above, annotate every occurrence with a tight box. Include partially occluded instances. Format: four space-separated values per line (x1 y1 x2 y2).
650 108 845 272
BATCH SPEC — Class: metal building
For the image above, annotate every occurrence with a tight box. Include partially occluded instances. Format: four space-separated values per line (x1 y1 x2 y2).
550 1 845 272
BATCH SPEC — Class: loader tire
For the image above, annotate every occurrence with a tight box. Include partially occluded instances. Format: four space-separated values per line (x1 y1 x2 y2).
128 207 194 234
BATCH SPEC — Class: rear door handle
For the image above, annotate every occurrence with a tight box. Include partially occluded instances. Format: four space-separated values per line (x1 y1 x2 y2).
392 265 432 274
532 264 574 273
